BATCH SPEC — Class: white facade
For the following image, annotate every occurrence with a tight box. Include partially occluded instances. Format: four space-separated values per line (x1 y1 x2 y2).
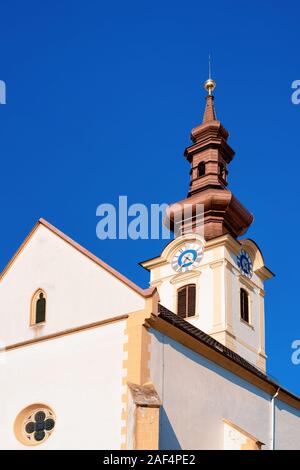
0 219 299 450
149 329 300 450
0 220 149 449
0 223 145 346
142 233 272 371
0 321 127 449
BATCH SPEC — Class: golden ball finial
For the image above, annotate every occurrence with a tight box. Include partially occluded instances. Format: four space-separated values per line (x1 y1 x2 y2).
204 78 216 95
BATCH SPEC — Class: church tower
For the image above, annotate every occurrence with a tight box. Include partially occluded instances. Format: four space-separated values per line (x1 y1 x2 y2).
166 76 253 240
142 76 273 372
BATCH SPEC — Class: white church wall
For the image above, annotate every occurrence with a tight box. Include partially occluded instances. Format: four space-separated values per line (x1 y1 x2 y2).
149 329 300 450
275 400 300 450
0 224 145 346
0 319 126 449
155 280 175 314
234 341 261 370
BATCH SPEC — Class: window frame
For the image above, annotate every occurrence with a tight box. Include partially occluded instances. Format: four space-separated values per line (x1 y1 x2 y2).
30 289 47 326
240 287 250 325
14 403 56 446
177 284 196 319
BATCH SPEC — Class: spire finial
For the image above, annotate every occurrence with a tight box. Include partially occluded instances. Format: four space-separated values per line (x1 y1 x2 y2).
204 54 216 96
202 55 217 123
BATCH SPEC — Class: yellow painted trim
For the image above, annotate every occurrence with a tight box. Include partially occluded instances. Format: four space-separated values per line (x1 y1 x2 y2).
135 406 160 450
223 419 264 448
121 290 160 449
6 314 128 351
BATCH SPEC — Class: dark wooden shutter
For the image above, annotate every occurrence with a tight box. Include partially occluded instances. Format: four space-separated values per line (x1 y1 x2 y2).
177 287 187 318
177 284 196 319
187 284 196 317
240 289 249 323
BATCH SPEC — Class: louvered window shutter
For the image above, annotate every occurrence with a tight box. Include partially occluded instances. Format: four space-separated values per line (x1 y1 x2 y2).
187 284 196 317
177 284 196 319
177 287 187 318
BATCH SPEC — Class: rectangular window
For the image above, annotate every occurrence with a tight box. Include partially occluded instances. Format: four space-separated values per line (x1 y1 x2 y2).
177 284 196 319
240 288 249 323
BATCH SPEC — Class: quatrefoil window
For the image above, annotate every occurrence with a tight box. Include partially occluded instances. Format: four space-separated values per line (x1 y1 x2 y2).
14 404 56 446
24 409 55 443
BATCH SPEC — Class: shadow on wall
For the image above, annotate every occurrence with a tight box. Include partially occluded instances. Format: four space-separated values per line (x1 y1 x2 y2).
159 407 182 450
274 399 300 450
150 328 269 449
159 329 269 400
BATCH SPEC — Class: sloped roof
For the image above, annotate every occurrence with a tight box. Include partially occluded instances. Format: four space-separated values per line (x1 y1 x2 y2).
0 218 155 299
146 304 300 411
158 304 266 379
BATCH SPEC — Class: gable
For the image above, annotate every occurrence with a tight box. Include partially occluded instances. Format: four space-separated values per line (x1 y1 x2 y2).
0 222 147 346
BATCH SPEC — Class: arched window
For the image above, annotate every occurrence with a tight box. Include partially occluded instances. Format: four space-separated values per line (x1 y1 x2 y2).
177 284 196 319
31 289 46 325
219 162 227 182
198 162 206 177
240 288 249 323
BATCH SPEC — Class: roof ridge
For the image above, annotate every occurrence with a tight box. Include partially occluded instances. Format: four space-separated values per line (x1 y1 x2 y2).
1 218 155 299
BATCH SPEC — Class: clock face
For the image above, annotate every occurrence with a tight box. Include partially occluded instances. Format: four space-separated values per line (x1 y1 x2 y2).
237 249 253 278
172 242 204 273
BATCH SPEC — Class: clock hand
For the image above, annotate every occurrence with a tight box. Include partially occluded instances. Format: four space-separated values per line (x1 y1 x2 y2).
182 253 193 264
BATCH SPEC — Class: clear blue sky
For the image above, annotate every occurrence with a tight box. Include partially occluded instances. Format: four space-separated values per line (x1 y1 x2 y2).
0 1 300 395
